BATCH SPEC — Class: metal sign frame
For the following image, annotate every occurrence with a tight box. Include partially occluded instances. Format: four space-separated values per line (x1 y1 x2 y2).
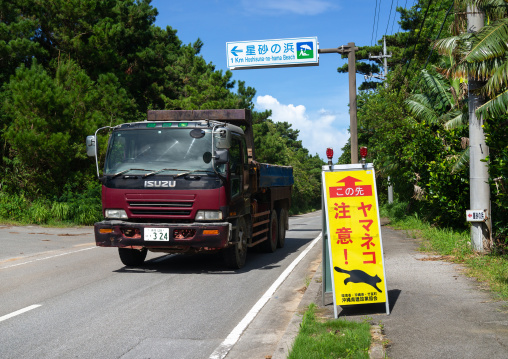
226 37 319 70
322 163 389 317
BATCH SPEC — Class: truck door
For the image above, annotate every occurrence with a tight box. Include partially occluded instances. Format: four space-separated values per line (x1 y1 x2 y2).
229 134 248 215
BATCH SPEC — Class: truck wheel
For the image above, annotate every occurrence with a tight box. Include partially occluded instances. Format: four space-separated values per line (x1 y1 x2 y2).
277 208 287 248
118 247 147 266
223 217 248 269
261 210 278 253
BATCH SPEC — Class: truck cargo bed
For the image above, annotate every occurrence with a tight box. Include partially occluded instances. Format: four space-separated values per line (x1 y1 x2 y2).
258 163 294 188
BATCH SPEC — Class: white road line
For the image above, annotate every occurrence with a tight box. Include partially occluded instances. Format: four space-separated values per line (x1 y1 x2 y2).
208 232 322 359
0 304 42 323
1 247 97 270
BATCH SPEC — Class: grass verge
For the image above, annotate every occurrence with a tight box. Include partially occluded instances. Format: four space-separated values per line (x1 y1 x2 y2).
0 188 102 226
287 303 371 359
381 202 508 301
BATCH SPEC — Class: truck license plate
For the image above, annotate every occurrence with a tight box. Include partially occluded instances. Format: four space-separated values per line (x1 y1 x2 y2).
145 228 170 241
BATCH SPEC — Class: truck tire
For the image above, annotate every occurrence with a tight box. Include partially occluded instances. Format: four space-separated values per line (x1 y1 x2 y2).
118 247 147 266
277 208 287 248
261 210 278 253
223 217 248 269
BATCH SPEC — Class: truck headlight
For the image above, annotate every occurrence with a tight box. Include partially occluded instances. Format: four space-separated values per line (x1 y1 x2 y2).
195 210 223 221
105 209 128 219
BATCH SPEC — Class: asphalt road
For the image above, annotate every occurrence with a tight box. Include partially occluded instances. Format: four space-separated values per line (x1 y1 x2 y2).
0 213 322 359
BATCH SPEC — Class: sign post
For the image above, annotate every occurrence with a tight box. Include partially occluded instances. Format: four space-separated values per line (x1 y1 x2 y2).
322 163 389 317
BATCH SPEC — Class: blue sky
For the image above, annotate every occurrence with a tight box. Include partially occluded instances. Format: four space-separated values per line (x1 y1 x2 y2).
151 0 416 160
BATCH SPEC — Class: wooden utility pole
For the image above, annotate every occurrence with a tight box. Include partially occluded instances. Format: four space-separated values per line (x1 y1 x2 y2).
319 43 359 164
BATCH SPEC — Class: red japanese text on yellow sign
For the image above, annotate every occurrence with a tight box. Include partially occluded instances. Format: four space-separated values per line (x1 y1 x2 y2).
324 169 387 305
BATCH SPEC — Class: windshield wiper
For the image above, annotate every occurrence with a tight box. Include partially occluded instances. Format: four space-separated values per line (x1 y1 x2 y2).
142 168 188 178
173 170 216 178
110 168 153 179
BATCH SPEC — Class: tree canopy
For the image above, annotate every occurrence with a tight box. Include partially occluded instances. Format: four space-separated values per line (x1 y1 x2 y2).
0 0 323 214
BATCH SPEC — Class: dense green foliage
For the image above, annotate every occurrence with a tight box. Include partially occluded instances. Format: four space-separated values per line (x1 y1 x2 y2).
338 0 508 248
0 0 323 224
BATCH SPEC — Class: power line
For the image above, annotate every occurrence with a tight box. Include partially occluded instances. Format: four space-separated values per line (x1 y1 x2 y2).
402 0 434 79
385 0 395 36
372 0 379 46
424 2 454 69
375 0 383 44
390 0 399 34
391 0 399 34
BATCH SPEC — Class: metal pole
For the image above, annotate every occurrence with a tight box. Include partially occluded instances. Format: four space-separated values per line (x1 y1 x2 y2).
319 44 359 164
383 36 394 203
467 5 491 252
370 37 394 202
348 42 358 164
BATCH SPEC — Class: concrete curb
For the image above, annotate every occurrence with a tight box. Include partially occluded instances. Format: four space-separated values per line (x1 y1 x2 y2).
271 259 323 359
271 259 386 359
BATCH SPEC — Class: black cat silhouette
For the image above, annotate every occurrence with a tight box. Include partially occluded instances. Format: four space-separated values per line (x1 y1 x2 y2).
334 266 382 293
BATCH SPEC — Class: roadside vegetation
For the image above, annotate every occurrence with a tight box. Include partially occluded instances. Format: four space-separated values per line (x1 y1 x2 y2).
287 303 371 359
381 201 508 301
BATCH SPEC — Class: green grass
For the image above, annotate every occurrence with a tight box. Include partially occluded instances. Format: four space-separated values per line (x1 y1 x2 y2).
0 189 102 226
382 202 508 301
288 303 371 359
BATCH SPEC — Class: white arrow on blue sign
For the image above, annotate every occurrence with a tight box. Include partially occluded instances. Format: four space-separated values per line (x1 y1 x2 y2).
226 37 319 70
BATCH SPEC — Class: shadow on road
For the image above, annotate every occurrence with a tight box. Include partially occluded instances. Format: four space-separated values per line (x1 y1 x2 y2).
113 232 320 275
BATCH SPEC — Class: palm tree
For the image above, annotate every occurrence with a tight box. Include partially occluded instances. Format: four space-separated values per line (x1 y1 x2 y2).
406 69 469 172
433 1 508 120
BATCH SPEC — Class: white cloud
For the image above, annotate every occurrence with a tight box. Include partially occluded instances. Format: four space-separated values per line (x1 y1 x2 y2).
255 95 350 161
241 0 337 16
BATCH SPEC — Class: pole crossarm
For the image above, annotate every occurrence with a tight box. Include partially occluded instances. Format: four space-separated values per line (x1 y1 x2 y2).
319 45 359 54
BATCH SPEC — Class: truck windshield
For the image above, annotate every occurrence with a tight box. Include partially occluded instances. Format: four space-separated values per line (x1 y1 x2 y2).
104 128 217 176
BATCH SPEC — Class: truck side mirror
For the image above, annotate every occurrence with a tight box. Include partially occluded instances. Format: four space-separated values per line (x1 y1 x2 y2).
86 135 96 157
215 128 231 149
214 149 229 164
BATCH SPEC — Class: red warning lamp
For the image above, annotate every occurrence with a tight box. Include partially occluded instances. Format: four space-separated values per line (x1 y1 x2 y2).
360 146 368 166
326 147 333 160
326 148 334 169
360 146 368 159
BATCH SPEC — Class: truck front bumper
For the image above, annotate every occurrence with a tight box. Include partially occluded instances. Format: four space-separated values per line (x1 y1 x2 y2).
94 220 231 250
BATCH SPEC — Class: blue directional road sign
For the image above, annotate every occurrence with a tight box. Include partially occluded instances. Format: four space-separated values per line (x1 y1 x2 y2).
226 37 319 70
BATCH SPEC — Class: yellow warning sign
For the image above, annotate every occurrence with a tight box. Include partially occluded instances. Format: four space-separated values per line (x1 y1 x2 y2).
322 165 388 310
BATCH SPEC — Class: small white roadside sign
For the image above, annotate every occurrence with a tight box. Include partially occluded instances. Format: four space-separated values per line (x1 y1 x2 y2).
226 37 319 70
466 210 488 222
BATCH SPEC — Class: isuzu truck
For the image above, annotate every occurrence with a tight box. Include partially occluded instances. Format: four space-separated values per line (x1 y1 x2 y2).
86 109 293 268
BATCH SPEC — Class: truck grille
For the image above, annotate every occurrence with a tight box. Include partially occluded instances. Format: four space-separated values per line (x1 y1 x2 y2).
130 209 191 215
127 198 194 217
129 202 192 208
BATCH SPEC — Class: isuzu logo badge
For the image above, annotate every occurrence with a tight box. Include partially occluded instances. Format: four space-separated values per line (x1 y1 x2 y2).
144 180 176 188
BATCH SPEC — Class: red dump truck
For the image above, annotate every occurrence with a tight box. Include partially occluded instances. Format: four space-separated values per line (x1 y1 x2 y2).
86 109 293 268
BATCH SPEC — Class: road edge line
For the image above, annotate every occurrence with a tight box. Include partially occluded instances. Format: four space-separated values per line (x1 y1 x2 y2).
208 232 322 359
